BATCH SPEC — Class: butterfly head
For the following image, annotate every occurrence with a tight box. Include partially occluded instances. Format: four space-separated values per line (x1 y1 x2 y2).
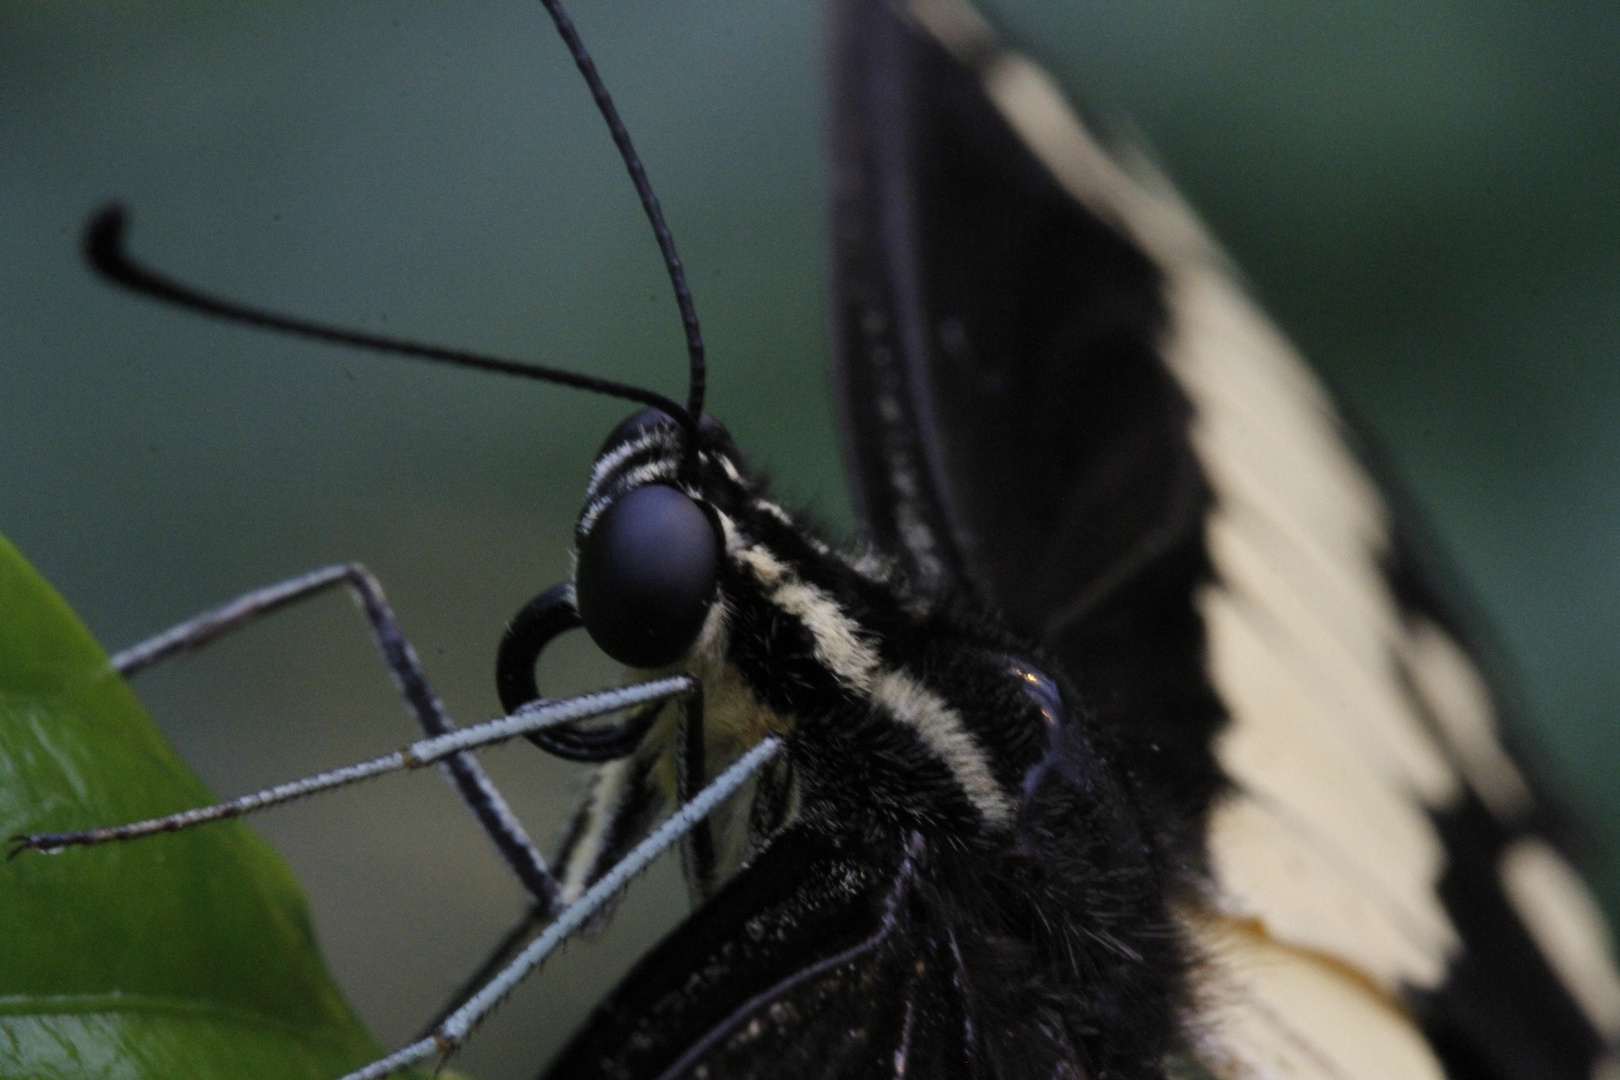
568 405 1072 846
572 407 738 670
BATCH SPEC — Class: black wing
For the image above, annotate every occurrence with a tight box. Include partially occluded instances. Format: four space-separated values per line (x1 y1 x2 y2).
541 828 1050 1080
828 1 1620 1079
827 0 1223 876
543 815 1157 1080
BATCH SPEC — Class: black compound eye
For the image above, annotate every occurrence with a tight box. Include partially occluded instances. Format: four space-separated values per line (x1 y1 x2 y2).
575 484 720 668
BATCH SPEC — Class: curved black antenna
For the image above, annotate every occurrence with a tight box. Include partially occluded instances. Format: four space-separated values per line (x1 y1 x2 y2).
85 205 693 426
538 0 706 421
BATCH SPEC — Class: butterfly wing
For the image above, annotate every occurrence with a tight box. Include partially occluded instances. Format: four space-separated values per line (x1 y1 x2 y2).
541 828 1018 1080
829 0 1620 1078
828 0 1224 874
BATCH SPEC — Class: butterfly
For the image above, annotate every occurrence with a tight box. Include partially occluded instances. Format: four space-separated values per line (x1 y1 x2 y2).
3 2 1620 1080
526 2 1620 1076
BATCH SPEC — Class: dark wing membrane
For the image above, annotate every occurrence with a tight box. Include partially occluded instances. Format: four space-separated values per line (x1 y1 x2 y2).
828 0 1224 870
829 0 1201 627
540 829 1008 1080
540 828 903 1079
829 1 1620 1078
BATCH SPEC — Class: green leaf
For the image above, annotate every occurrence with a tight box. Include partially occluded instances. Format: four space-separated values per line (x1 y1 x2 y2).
0 533 384 1079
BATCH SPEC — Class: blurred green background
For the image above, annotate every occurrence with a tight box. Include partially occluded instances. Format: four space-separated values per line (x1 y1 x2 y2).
2 2 1618 1077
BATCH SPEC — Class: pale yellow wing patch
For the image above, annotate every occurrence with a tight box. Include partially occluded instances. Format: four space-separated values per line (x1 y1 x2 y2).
1405 618 1534 819
908 15 1473 996
1199 559 1456 991
1203 793 1451 993
1187 914 1446 1080
1500 838 1620 1040
1042 83 1472 1003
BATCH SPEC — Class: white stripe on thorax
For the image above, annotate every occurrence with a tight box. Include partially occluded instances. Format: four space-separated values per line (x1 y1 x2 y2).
734 541 1013 826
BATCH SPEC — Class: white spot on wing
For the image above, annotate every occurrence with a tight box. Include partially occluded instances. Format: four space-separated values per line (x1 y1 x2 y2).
1499 838 1620 1039
1186 363 1463 992
1405 618 1533 819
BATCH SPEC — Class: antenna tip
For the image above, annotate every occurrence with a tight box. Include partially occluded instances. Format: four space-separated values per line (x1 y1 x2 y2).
84 204 130 276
